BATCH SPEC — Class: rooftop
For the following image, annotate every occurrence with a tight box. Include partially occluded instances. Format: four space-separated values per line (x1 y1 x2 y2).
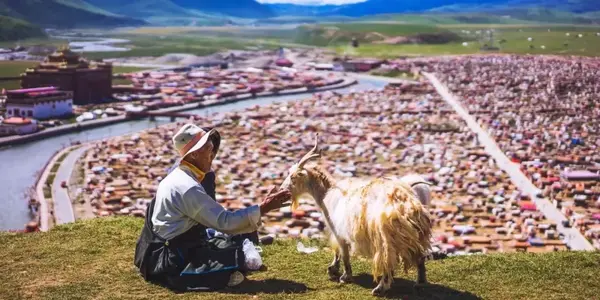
2 117 33 125
7 87 58 94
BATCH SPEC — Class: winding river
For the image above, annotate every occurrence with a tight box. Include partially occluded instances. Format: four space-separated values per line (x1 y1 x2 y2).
0 78 387 231
53 36 131 52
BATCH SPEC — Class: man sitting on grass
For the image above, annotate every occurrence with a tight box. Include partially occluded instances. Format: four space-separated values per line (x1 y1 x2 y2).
135 124 291 292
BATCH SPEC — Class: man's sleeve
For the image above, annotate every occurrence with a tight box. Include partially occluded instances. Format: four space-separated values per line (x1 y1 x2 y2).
181 186 261 235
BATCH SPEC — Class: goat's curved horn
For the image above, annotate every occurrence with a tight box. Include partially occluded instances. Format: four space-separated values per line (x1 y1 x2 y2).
298 133 321 169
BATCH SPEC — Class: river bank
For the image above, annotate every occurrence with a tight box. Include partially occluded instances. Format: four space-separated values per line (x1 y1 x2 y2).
0 77 357 148
34 145 77 231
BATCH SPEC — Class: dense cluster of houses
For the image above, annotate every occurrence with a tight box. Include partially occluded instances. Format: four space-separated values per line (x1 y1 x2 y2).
78 81 569 255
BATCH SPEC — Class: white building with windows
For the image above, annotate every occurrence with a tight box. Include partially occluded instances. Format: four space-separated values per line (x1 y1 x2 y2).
5 87 73 120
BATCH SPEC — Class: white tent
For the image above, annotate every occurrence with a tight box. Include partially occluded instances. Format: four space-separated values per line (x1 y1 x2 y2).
245 67 263 74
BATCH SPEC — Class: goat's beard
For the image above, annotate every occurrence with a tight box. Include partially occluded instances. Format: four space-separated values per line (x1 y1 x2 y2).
291 194 300 211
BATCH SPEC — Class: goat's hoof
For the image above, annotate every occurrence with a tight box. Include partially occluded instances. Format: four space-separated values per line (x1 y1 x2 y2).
327 267 341 281
339 273 353 284
371 286 387 297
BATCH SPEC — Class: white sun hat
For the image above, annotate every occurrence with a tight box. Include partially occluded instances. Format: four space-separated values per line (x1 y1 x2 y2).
172 124 218 159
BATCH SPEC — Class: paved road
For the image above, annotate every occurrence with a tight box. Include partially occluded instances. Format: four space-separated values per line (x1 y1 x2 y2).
424 72 594 251
51 146 90 225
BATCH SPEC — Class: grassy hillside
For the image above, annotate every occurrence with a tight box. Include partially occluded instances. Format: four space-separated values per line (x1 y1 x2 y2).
330 23 600 58
0 0 146 28
293 23 460 46
85 0 255 26
362 13 535 24
1 217 599 300
484 7 599 24
172 0 275 19
0 15 45 42
85 0 197 18
54 0 121 17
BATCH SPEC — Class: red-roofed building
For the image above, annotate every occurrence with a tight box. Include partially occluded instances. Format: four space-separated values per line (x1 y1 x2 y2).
0 117 38 136
5 86 73 120
342 59 384 72
275 58 294 68
520 202 537 211
20 47 112 105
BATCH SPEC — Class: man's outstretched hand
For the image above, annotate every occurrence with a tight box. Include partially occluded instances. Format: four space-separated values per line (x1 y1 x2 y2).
259 186 292 215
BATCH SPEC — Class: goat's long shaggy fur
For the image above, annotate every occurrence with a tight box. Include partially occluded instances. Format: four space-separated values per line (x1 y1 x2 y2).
290 166 432 281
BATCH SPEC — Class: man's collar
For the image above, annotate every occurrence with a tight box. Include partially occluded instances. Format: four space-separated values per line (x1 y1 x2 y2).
179 160 206 182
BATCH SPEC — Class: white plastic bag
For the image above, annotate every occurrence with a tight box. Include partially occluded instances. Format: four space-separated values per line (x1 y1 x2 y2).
242 239 263 271
297 241 319 254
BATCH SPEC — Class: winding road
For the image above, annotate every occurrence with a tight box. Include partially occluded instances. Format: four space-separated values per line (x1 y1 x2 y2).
424 72 594 251
51 146 90 225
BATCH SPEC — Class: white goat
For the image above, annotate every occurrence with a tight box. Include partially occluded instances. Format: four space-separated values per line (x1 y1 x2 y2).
280 136 433 296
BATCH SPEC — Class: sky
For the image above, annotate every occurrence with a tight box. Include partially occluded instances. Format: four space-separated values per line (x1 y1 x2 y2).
257 0 367 5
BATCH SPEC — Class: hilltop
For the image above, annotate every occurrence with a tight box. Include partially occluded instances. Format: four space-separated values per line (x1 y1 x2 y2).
1 217 599 300
172 0 275 19
86 0 274 22
0 15 45 42
0 0 146 28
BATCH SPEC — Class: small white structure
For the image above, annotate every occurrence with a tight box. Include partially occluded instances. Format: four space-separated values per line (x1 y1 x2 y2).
314 63 334 71
0 117 38 136
527 37 533 42
541 45 546 49
566 32 571 36
5 87 73 120
578 34 583 38
462 42 469 47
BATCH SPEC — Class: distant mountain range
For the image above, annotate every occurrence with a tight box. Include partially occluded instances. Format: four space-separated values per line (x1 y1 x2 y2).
267 0 599 17
0 0 146 28
85 0 274 20
171 0 275 18
0 0 598 41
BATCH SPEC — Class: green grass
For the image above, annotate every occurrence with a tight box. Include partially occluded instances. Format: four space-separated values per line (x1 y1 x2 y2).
56 152 69 163
332 24 600 57
360 14 530 25
46 174 56 186
83 34 280 60
293 23 451 46
326 23 443 35
112 66 149 85
1 217 599 300
335 43 480 58
0 37 65 49
0 60 37 77
0 0 145 28
50 164 61 173
43 186 51 199
113 66 149 74
360 8 600 26
0 15 45 42
0 80 22 91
